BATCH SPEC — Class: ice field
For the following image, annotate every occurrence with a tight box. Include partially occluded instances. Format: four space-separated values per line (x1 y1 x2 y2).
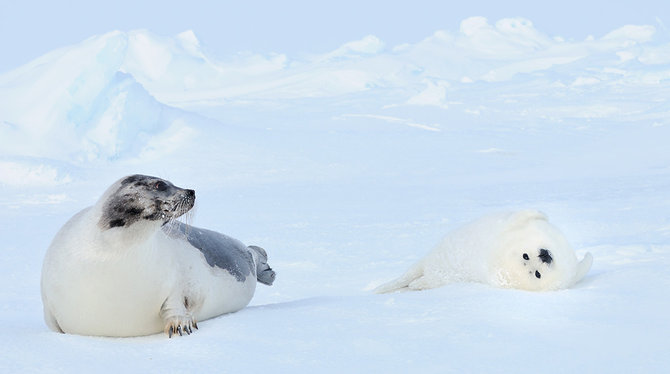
1 13 670 373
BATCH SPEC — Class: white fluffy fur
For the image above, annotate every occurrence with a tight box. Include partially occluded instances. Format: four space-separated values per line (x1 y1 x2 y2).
41 179 257 337
375 210 593 293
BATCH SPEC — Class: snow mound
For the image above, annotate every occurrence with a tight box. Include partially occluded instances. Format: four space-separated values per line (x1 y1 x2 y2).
1 18 669 168
0 31 204 163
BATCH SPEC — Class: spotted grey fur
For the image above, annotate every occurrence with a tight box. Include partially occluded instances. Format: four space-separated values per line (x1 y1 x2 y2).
99 174 195 229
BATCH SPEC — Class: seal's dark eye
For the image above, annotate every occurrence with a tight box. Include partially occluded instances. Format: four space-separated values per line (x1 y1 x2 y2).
523 253 529 260
154 181 168 191
535 271 541 279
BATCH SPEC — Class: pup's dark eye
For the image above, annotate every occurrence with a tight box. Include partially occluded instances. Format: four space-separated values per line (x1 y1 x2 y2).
535 271 541 279
154 181 167 191
522 253 529 260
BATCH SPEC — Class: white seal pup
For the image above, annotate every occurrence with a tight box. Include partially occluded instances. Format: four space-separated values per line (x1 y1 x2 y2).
41 174 276 337
375 210 592 293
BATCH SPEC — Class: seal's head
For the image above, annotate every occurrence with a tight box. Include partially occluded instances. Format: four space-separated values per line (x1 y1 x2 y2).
490 210 593 291
98 174 195 230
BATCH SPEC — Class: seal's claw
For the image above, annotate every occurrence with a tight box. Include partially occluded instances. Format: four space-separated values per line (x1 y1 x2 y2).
163 314 196 338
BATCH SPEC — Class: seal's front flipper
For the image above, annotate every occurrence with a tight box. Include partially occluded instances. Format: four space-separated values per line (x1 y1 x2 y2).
160 296 198 338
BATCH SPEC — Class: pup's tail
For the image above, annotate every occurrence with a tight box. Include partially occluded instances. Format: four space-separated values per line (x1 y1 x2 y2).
573 252 593 285
373 264 423 294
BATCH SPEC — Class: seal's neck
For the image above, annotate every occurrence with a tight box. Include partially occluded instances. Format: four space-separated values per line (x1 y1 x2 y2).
97 219 163 251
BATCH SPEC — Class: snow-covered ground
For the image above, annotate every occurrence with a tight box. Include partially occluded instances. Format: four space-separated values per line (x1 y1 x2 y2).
1 16 670 373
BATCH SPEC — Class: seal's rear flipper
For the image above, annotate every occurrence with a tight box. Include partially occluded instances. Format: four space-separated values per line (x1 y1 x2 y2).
248 245 276 286
373 265 423 294
43 306 64 333
574 252 593 285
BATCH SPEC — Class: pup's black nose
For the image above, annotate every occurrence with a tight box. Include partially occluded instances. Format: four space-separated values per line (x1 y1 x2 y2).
538 248 552 264
186 189 195 199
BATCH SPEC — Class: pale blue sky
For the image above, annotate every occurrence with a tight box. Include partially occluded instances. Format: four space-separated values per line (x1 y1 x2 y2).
1 0 668 73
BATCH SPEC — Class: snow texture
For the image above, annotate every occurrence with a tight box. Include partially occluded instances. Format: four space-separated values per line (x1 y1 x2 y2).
1 16 670 373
